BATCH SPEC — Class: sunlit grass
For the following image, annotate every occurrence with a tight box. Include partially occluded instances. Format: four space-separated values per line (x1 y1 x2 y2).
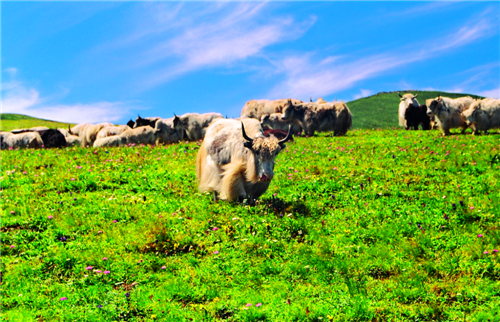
1 129 499 321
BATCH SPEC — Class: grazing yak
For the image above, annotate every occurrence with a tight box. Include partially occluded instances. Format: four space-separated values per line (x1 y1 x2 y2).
404 105 431 130
261 113 302 135
1 132 43 149
10 128 67 148
96 125 129 139
282 100 352 136
133 116 160 128
173 112 223 141
398 92 420 127
196 118 291 202
240 98 303 119
426 96 474 136
93 136 123 147
119 126 155 145
80 124 113 147
463 98 500 135
154 117 184 144
37 129 67 148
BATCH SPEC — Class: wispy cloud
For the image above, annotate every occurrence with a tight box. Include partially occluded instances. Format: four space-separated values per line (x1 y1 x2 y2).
88 2 316 90
353 89 373 100
478 88 500 99
1 77 135 123
269 8 499 100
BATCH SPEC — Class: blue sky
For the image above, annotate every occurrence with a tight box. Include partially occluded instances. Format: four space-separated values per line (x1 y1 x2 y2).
2 1 499 123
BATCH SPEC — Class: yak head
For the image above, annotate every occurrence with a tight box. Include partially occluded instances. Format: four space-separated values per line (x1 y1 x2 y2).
399 92 419 110
281 99 302 122
172 114 187 130
241 122 291 183
427 96 448 116
462 101 481 126
127 119 135 128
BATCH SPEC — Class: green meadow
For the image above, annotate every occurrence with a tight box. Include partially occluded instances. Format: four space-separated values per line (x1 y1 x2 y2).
2 127 499 321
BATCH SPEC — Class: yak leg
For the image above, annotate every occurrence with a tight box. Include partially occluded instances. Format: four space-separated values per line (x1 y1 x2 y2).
220 161 247 201
213 191 218 203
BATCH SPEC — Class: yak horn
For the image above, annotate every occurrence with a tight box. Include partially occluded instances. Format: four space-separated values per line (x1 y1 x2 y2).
241 122 253 142
414 94 418 98
398 92 403 98
278 125 292 145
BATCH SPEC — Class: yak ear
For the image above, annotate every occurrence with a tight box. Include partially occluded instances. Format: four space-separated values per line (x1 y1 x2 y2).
243 141 253 149
414 94 418 98
398 92 403 98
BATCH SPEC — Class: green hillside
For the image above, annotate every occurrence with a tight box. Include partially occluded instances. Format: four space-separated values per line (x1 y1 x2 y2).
0 114 75 132
346 90 483 129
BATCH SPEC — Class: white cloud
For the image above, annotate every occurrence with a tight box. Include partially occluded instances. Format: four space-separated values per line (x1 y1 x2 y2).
478 88 500 99
4 68 18 78
268 8 499 100
353 89 373 100
1 79 134 123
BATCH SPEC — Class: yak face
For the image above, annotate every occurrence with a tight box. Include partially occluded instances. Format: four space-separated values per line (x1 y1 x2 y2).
281 100 302 122
399 93 419 108
241 123 291 183
127 120 135 128
173 115 188 130
462 105 479 126
427 97 446 116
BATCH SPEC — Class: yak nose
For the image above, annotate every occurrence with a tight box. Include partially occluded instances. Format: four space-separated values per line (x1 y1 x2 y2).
427 111 432 116
260 174 273 182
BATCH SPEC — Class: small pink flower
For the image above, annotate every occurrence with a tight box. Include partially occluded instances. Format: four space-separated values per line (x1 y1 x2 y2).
137 170 140 173
213 250 219 255
127 168 131 172
470 206 474 210
483 251 489 255
85 266 93 270
246 303 252 307
103 270 110 275
255 303 262 307
492 249 498 253
477 234 483 238
103 257 107 261
10 245 15 249
112 220 117 223
60 297 68 301
48 215 53 219
94 270 102 273
10 211 15 214
71 178 75 181
98 230 103 234
212 227 218 231
161 266 166 270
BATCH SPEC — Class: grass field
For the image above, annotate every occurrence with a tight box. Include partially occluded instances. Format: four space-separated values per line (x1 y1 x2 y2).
2 128 499 321
0 114 75 132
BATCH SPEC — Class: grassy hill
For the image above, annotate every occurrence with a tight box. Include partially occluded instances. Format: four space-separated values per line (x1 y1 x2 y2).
0 113 75 132
0 91 483 132
346 90 483 129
